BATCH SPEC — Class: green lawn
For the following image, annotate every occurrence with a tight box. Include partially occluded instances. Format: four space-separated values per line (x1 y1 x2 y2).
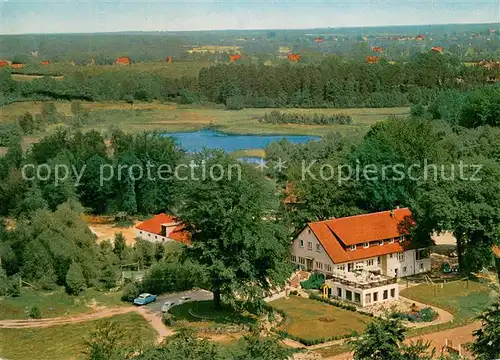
168 300 256 330
0 313 156 360
0 287 126 320
270 296 372 341
401 280 495 336
0 100 410 140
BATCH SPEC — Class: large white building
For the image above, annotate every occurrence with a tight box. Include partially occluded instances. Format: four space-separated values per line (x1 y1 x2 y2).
291 207 431 307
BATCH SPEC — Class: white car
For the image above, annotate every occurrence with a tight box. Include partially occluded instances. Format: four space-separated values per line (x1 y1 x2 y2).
161 301 175 313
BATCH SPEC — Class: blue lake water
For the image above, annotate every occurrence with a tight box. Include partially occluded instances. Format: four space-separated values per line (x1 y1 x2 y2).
166 129 319 155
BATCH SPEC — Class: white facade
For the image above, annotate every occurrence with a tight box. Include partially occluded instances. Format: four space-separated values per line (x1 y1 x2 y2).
291 226 431 278
135 223 179 244
326 278 399 307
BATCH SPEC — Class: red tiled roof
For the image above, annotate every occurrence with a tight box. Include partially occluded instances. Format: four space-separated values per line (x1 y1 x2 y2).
308 208 414 263
136 213 190 245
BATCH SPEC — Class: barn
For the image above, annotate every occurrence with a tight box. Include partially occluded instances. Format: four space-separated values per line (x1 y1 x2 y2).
40 60 50 65
115 56 131 65
11 63 24 69
0 60 8 67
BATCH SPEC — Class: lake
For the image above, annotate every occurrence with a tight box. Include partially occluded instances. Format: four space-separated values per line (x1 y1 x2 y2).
167 129 319 154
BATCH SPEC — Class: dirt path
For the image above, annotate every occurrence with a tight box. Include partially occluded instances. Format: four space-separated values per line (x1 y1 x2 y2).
0 306 173 344
323 321 481 360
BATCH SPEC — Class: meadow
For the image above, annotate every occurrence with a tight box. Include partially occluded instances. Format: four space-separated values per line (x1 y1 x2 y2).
0 100 410 139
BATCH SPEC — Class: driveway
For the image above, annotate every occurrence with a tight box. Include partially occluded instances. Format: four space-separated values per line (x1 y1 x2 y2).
146 289 213 313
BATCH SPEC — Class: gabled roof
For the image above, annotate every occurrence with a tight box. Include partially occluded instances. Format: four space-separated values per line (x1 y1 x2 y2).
307 208 414 263
136 213 190 245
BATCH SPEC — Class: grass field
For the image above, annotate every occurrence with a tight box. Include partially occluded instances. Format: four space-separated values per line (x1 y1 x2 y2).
401 280 495 336
0 312 156 360
0 287 126 320
168 300 256 330
0 100 410 139
271 296 372 341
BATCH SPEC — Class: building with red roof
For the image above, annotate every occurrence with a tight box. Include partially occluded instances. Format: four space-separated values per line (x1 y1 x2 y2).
135 213 190 245
0 60 9 67
115 56 131 65
291 208 430 306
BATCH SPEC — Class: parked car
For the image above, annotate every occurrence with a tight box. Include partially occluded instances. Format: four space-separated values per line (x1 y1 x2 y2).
161 301 175 313
133 293 157 305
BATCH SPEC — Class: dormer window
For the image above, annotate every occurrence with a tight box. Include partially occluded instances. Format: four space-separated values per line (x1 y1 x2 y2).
349 245 356 251
399 236 404 242
389 239 394 244
379 240 384 246
363 242 369 248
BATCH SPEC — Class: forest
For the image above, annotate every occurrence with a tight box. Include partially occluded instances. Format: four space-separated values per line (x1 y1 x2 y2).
0 52 495 109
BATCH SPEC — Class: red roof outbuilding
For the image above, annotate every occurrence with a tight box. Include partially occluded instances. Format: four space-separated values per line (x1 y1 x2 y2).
136 213 190 245
0 60 8 67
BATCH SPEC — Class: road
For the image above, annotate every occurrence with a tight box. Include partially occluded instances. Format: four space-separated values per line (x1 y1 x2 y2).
147 289 213 313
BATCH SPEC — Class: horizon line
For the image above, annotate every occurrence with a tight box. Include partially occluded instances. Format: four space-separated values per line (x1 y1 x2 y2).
1 20 497 36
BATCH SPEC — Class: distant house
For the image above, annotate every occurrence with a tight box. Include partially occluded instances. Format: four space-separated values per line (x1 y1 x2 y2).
166 56 173 63
115 56 131 65
291 208 431 307
287 53 301 62
314 38 325 43
430 46 444 54
229 54 241 63
40 60 50 65
0 60 8 67
372 46 383 53
416 34 425 41
135 213 190 245
11 63 24 69
366 55 378 63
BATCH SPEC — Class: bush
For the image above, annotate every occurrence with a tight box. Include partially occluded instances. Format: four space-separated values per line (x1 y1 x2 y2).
419 307 438 322
65 262 86 295
300 272 325 290
141 259 199 295
260 110 354 125
29 306 42 319
121 282 142 302
8 276 20 297
225 95 245 110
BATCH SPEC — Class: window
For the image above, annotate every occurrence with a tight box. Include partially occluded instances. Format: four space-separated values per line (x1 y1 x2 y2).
337 288 342 298
363 242 369 248
326 264 332 272
316 243 321 252
354 292 361 303
379 240 384 246
155 235 157 239
308 241 313 250
291 255 297 263
383 290 388 300
398 252 405 262
316 261 323 270
355 261 364 269
347 263 353 272
139 231 143 234
337 264 345 271
148 233 151 237
373 292 378 302
390 288 396 298
299 257 305 265
299 240 304 248
416 249 429 260
367 259 374 266
346 290 353 301
308 228 312 234
349 245 356 251
389 238 394 244
420 262 424 270
390 253 393 258
377 256 381 265
403 266 407 273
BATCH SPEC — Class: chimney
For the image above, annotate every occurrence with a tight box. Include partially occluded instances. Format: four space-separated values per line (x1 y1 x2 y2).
390 210 395 217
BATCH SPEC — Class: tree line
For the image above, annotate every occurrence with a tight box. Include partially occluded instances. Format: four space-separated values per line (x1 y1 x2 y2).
260 110 354 125
1 53 493 108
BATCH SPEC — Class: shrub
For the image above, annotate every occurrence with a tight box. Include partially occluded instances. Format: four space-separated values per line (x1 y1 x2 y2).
225 95 245 110
419 307 438 322
300 272 325 290
65 262 86 295
260 110 354 125
29 306 42 319
121 282 142 302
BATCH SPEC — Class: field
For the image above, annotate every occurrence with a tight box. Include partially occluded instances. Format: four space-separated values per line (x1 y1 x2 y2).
10 61 212 78
0 100 410 141
0 287 125 320
401 280 495 331
270 296 372 341
0 312 156 360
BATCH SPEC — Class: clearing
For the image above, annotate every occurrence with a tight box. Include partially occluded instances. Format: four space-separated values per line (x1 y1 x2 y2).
270 296 372 342
0 312 156 360
0 287 125 320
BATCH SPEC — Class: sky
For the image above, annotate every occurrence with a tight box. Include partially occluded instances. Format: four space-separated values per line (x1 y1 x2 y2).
1 0 499 35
